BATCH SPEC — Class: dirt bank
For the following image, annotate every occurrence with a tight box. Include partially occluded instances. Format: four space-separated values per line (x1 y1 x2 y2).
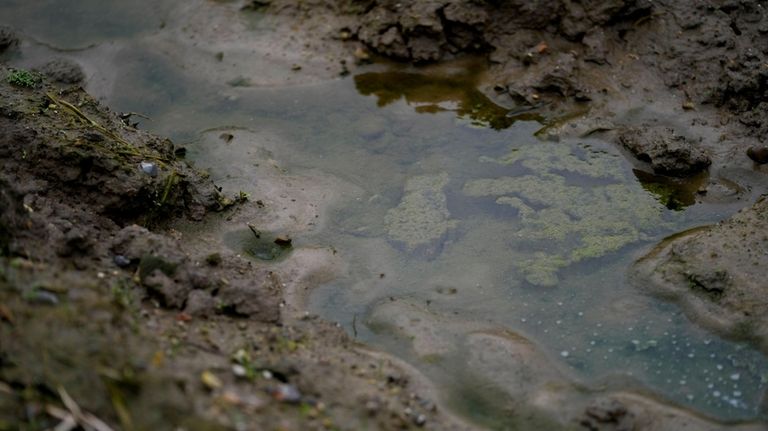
262 0 767 162
631 197 768 353
0 68 472 430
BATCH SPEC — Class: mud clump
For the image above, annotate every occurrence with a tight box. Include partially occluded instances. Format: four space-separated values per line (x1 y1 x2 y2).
345 0 651 63
112 225 281 320
632 197 768 352
36 59 86 85
0 26 17 54
618 126 711 177
580 398 635 430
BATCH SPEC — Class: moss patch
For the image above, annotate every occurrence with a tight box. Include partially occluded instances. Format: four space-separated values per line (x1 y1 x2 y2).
7 69 41 88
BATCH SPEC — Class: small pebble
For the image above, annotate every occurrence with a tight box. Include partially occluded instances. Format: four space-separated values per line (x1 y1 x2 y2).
272 384 301 403
201 370 222 390
27 291 59 305
113 255 131 267
140 161 158 177
747 146 768 164
232 364 247 378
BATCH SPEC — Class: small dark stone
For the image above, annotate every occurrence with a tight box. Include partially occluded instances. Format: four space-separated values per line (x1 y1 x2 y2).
219 133 234 143
83 132 105 142
273 236 292 247
747 146 768 164
113 254 131 267
27 290 59 305
205 253 222 266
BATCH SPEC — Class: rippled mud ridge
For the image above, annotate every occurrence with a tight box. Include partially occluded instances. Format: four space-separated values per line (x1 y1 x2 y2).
2 0 768 430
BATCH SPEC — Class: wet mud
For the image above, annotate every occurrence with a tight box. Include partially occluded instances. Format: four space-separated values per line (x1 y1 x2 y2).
0 70 471 430
632 197 768 353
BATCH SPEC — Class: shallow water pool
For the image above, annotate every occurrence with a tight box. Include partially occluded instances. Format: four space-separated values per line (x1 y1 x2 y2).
4 2 767 427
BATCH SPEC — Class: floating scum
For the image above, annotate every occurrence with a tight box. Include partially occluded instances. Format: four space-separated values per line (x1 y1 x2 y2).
463 140 675 287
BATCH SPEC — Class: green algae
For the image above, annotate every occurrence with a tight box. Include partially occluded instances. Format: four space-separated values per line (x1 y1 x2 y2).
465 142 671 286
479 141 625 180
385 172 457 253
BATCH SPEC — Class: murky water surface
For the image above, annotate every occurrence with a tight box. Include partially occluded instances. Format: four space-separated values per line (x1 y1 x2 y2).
4 2 768 426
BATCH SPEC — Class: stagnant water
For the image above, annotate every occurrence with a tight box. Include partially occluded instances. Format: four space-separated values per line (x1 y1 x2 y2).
3 1 768 427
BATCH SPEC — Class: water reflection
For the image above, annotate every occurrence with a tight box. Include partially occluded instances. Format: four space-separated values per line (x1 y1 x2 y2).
354 64 526 130
634 169 709 211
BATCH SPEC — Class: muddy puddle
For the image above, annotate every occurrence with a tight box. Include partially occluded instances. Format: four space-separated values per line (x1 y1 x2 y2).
4 2 768 428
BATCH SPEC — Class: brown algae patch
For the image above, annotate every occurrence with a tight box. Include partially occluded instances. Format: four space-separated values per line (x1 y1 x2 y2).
464 142 671 286
385 172 457 255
